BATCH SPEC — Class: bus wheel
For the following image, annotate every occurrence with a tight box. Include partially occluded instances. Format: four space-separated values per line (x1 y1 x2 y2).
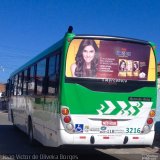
11 110 14 125
28 118 34 145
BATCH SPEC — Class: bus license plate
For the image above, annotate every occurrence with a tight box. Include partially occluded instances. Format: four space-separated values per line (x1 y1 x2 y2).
102 120 117 126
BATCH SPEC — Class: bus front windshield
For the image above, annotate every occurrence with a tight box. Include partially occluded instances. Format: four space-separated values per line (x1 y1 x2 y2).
66 38 156 82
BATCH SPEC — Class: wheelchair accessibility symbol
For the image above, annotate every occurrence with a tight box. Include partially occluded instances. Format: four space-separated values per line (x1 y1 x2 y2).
75 124 84 133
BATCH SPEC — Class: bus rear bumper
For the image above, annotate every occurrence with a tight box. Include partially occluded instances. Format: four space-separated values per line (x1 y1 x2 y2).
59 130 155 146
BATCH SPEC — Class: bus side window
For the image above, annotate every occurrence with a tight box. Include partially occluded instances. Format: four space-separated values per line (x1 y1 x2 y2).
23 69 28 95
28 66 35 95
36 59 46 95
55 54 60 93
47 55 56 95
48 56 56 95
56 55 60 75
9 78 14 96
48 53 61 95
14 75 18 96
17 72 23 96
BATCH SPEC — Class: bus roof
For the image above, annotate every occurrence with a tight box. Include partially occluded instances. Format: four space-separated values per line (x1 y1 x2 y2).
9 33 152 78
75 35 150 45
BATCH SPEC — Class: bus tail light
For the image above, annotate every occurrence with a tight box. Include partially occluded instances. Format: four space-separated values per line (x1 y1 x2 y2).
147 118 153 125
61 106 74 133
66 123 74 130
142 110 155 134
61 108 69 115
149 110 155 117
64 116 71 123
143 125 150 133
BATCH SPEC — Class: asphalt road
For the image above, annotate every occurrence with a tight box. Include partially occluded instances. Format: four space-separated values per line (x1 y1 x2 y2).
0 110 159 160
0 111 119 160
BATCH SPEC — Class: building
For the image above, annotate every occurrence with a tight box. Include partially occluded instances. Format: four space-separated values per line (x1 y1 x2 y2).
0 83 5 92
0 83 5 97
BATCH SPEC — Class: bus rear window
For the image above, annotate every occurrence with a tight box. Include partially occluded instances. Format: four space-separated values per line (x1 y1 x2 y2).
66 39 155 82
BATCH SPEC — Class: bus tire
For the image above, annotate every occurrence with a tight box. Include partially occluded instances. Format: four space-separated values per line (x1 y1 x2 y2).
11 110 15 125
28 117 35 145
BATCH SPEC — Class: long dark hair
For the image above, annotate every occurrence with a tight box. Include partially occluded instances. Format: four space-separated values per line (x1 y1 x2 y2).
75 39 99 77
133 61 139 71
119 60 126 71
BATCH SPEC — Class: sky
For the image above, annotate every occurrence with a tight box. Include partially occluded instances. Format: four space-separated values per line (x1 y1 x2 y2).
0 0 160 83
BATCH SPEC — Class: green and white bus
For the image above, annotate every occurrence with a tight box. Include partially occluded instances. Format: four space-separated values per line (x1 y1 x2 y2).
7 27 157 147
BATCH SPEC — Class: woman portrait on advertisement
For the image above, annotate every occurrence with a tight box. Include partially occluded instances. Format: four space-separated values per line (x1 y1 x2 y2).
71 39 99 77
133 61 139 72
119 59 127 72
